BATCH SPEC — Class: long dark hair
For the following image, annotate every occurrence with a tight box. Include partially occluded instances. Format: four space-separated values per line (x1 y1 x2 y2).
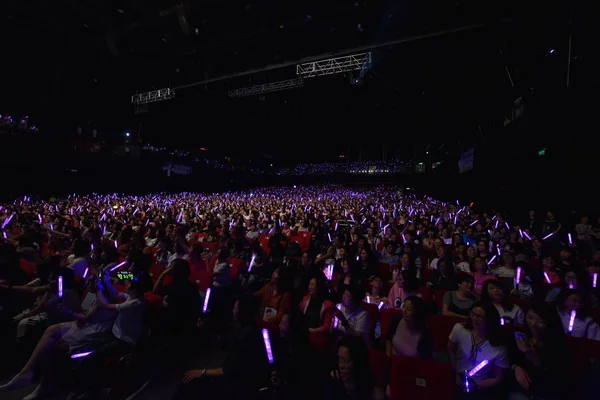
556 289 590 320
282 309 310 356
336 336 374 395
464 301 505 347
481 279 515 312
404 295 429 333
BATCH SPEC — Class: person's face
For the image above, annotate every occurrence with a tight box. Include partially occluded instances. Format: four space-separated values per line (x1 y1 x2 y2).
342 290 353 308
301 252 309 265
271 268 280 282
370 278 382 291
502 253 513 264
470 306 487 330
477 242 486 253
542 257 554 268
582 216 589 224
564 294 582 312
402 300 415 321
487 283 503 301
386 244 393 253
459 279 473 293
525 309 546 335
338 248 346 258
436 246 444 258
401 253 410 267
560 250 570 260
467 247 476 258
360 250 368 261
279 314 290 338
546 212 554 219
564 272 577 287
434 239 442 248
337 346 353 381
308 278 317 296
396 273 404 287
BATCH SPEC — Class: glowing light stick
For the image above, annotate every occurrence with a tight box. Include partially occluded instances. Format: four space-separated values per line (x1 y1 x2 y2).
542 232 554 240
58 276 63 299
261 329 274 364
38 214 42 224
83 268 88 278
523 231 532 240
568 233 572 245
464 370 470 393
202 288 211 313
247 254 256 272
500 317 505 326
71 351 93 359
469 220 478 226
109 260 128 271
515 267 522 285
568 310 576 333
487 255 497 265
333 303 342 329
568 282 574 289
366 296 370 304
543 272 551 284
114 240 118 248
519 229 523 238
467 360 489 377
593 273 597 288
378 301 384 310
328 233 332 242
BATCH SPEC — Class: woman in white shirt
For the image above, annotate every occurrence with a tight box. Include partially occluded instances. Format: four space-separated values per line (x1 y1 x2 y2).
555 289 600 341
480 280 524 325
330 284 371 347
447 302 510 399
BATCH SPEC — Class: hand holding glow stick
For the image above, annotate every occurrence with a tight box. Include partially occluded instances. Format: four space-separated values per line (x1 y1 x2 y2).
333 303 342 329
515 267 521 285
248 254 256 273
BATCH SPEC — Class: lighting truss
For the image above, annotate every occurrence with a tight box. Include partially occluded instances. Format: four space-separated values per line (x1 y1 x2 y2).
228 78 304 98
296 52 371 79
131 88 175 105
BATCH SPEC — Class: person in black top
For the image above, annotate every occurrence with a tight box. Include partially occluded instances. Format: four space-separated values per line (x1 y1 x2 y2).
173 294 270 400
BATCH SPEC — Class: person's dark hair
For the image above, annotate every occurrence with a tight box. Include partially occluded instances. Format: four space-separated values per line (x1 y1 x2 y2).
217 246 230 261
236 293 259 324
456 274 475 285
127 278 146 297
464 301 505 346
310 273 330 301
555 289 590 319
401 269 419 293
481 280 515 312
171 258 191 281
101 244 119 264
35 261 55 283
276 266 293 293
344 284 365 308
403 295 429 333
336 336 374 394
72 239 91 258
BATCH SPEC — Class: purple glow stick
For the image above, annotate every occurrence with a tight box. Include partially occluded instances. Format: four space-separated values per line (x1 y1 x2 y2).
366 295 370 303
543 272 551 284
248 254 256 272
38 214 42 224
328 233 332 242
464 370 470 393
505 222 510 230
494 220 499 229
83 268 88 278
568 282 574 289
469 220 478 227
333 303 342 329
114 240 118 248
71 351 93 359
58 276 63 299
593 273 597 288
2 231 6 239
109 260 127 271
261 329 275 364
202 288 211 313
523 231 532 240
467 360 489 377
378 301 384 310
515 267 521 285
519 229 523 238
568 233 572 245
568 310 576 333
487 255 497 265
542 232 554 240
500 317 505 326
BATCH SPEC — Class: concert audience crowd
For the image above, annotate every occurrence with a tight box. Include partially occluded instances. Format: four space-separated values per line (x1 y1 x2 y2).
0 186 599 399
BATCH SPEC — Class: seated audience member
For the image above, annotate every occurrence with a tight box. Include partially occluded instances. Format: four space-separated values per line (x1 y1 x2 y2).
555 289 600 340
386 296 433 358
331 284 371 346
253 267 292 324
65 239 90 277
481 280 524 325
211 247 232 322
510 264 536 300
387 269 421 309
153 259 201 337
448 302 509 400
366 276 387 304
324 336 381 400
508 302 571 400
428 259 458 291
469 256 497 298
173 295 270 399
545 268 598 305
443 274 476 318
299 275 333 334
271 309 323 399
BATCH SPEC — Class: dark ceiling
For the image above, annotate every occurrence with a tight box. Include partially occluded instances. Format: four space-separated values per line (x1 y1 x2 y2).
0 1 594 161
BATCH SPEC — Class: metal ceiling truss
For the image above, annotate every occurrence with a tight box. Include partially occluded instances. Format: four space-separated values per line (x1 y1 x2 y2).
228 77 304 98
296 52 371 78
131 88 175 104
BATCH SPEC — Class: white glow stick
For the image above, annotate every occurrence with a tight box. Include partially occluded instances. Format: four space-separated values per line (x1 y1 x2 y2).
366 296 370 303
515 267 521 285
568 310 576 333
202 288 211 313
114 240 118 248
247 254 256 272
261 329 274 364
543 272 551 284
378 301 384 310
71 351 93 359
58 276 63 299
467 360 489 377
500 317 505 326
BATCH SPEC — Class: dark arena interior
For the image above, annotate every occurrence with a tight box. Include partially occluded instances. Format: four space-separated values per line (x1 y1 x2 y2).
1 1 600 399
